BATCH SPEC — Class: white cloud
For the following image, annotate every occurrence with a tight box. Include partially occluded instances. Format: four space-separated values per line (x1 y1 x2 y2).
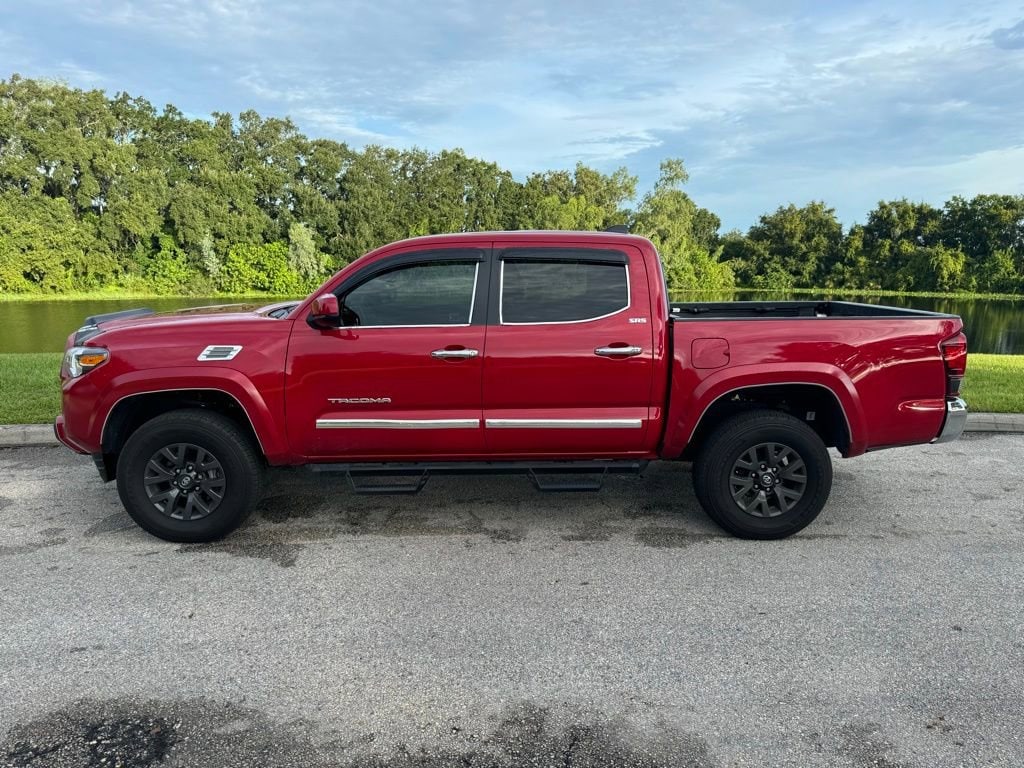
52 61 106 86
864 145 1024 197
68 0 271 39
291 107 399 145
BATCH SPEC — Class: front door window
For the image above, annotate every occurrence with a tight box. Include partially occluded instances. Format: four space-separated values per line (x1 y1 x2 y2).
343 261 478 327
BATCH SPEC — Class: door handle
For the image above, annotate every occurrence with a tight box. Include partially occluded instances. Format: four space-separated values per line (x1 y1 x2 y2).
431 348 479 359
594 345 643 358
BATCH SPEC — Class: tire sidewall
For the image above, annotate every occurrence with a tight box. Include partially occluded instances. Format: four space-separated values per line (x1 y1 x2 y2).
700 418 832 538
117 418 258 542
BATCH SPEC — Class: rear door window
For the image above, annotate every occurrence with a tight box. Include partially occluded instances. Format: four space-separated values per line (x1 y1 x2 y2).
500 253 629 324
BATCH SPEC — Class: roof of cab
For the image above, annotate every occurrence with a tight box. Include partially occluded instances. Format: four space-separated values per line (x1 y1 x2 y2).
373 230 654 251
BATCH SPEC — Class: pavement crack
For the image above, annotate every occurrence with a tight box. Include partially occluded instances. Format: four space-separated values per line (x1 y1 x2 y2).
4 739 61 764
561 729 581 768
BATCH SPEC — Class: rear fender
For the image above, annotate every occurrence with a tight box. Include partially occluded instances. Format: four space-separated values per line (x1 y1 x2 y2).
661 363 868 458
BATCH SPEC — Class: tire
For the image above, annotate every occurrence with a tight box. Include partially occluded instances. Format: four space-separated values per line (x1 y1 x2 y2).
116 409 266 543
693 409 832 539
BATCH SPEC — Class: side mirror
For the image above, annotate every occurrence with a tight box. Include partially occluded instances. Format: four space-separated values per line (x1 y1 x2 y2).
308 293 340 329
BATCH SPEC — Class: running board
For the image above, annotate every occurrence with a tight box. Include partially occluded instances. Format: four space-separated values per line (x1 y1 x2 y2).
527 467 607 492
347 468 429 495
308 460 648 495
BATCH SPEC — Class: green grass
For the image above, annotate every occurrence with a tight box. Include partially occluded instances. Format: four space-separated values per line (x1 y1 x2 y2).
960 354 1024 414
1 352 1020 426
0 353 62 424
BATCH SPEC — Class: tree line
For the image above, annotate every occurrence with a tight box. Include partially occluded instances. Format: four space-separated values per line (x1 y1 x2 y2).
1 75 1021 296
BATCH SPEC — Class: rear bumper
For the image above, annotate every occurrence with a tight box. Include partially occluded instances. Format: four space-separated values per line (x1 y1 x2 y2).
933 398 968 443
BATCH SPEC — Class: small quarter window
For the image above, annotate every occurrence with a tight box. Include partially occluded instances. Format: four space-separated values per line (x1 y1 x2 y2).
501 258 629 324
342 261 478 327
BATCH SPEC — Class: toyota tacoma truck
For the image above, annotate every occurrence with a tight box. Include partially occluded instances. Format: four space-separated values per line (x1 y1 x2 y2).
54 231 969 542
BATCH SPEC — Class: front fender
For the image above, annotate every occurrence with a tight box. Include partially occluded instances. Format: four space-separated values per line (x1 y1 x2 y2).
91 367 290 462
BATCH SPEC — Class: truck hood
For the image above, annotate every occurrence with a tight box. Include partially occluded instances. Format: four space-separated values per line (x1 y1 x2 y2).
72 301 300 345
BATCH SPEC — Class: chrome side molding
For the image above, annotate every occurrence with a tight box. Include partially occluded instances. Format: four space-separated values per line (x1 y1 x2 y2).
485 418 642 429
315 417 644 430
316 418 480 430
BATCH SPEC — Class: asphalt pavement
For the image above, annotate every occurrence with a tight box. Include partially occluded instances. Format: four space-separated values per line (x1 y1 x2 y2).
1 435 1022 767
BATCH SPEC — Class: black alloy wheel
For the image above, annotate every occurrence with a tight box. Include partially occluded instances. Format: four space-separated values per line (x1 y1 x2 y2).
693 409 832 539
143 442 226 521
728 441 808 518
116 409 265 542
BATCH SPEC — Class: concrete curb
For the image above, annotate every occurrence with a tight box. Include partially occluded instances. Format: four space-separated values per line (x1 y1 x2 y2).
0 424 58 448
2 413 1023 449
964 412 1024 433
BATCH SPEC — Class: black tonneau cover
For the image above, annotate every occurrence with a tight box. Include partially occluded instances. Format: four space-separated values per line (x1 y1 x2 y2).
670 300 958 320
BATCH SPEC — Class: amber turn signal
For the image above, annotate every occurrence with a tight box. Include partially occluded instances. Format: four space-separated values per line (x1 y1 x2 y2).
62 346 109 378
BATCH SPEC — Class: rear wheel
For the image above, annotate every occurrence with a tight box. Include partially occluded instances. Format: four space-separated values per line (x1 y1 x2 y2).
693 409 832 539
116 409 265 542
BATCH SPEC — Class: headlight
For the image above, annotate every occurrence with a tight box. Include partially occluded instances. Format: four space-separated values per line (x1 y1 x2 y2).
62 347 109 378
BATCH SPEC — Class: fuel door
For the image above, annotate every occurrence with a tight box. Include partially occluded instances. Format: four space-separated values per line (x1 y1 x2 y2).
691 337 730 369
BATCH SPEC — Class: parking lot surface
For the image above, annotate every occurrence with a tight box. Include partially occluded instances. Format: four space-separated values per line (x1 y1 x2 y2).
1 434 1022 767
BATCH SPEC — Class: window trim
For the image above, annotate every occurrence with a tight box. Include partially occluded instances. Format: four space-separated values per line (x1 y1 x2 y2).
498 247 628 264
497 260 631 326
339 261 480 330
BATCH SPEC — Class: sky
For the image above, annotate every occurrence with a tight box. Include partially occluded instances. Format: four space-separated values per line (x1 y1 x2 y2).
2 0 1023 231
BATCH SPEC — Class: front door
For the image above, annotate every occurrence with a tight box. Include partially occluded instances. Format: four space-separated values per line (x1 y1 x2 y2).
481 241 656 456
287 248 489 459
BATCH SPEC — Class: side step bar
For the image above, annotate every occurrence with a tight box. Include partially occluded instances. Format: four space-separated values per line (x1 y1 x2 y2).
308 460 648 495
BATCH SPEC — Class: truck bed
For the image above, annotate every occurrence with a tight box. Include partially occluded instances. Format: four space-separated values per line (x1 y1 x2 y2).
670 300 956 320
662 301 964 457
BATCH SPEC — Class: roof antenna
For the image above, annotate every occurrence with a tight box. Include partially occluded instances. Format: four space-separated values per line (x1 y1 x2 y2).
604 225 629 234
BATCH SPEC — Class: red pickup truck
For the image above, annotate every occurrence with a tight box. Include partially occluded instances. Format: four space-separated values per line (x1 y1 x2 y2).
55 230 968 542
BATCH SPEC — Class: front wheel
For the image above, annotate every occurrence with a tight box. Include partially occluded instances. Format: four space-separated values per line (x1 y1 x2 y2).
693 409 832 539
116 409 266 542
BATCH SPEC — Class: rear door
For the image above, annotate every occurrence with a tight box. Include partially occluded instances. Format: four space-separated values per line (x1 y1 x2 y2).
481 241 655 456
286 247 490 459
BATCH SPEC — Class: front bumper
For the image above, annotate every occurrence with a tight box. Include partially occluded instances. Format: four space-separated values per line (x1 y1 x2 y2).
933 397 968 443
53 414 89 454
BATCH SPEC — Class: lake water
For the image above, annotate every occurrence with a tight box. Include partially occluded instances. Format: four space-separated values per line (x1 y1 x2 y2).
2 292 1022 355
